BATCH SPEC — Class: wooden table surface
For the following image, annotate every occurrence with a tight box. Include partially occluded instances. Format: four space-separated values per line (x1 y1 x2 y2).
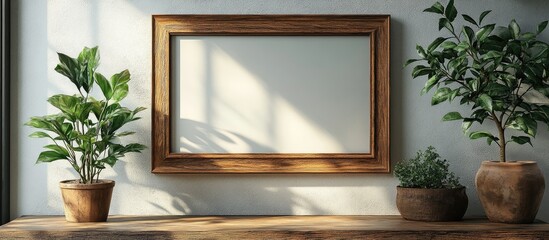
0 215 548 239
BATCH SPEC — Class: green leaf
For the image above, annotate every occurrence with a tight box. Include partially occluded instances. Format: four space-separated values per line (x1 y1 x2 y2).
476 24 495 42
481 50 502 60
44 144 70 157
89 97 106 116
54 53 81 89
112 84 129 102
448 88 460 102
521 32 536 40
493 26 512 40
466 78 479 91
78 47 100 93
428 37 448 52
439 18 454 32
537 21 548 34
404 59 421 67
423 2 444 14
104 103 123 117
421 74 441 95
523 116 538 137
77 46 100 71
509 19 521 39
416 45 427 58
469 131 495 140
440 41 457 49
47 94 82 121
509 116 537 137
110 69 131 89
531 111 549 123
107 143 146 159
509 116 526 131
37 151 67 163
75 102 93 123
95 72 112 100
92 161 106 170
26 117 53 130
463 26 475 44
454 42 470 52
462 14 478 26
29 131 51 138
99 156 118 167
444 0 457 22
462 120 473 133
529 45 549 62
442 112 463 121
507 40 522 55
106 114 130 135
479 10 491 25
412 65 432 78
511 136 532 146
133 106 147 114
485 83 509 96
431 87 451 105
486 136 499 146
477 94 493 112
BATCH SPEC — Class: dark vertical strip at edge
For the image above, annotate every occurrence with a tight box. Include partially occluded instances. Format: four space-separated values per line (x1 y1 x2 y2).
1 0 10 225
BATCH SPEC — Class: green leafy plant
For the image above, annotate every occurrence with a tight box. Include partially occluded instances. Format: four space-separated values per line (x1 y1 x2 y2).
407 0 549 162
26 47 146 184
395 146 461 189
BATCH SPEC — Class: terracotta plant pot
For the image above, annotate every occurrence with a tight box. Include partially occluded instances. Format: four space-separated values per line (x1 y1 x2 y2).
396 186 468 221
59 180 115 222
476 161 545 223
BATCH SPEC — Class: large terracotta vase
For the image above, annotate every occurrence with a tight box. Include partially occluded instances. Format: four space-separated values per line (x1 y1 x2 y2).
396 187 468 221
476 161 545 223
59 180 115 222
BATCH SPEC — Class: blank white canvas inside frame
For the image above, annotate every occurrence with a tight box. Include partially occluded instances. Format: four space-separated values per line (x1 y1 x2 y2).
171 36 371 153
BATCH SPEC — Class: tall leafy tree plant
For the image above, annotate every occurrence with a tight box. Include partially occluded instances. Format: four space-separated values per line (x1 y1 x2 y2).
407 0 549 162
26 47 146 184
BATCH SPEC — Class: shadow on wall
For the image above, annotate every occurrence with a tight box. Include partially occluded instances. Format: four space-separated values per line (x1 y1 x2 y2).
147 181 303 215
106 109 398 216
112 160 330 215
111 159 397 215
110 117 398 215
176 119 275 153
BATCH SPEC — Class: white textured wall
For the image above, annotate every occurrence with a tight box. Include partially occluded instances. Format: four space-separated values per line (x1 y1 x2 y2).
11 0 549 220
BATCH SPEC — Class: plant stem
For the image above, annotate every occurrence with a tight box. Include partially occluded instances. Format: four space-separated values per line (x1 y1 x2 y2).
491 112 506 162
496 123 506 163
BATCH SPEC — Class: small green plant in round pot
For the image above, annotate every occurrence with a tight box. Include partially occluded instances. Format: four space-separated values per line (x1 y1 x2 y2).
407 0 547 223
395 146 468 222
26 47 146 222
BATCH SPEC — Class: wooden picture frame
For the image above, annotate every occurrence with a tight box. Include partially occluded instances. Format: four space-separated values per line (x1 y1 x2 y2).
152 15 390 173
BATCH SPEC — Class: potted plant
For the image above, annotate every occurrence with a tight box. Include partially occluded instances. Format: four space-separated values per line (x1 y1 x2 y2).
395 146 468 221
26 47 146 222
407 0 547 223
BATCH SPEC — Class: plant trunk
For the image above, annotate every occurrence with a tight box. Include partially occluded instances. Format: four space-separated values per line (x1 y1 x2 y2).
496 122 506 163
499 139 506 162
